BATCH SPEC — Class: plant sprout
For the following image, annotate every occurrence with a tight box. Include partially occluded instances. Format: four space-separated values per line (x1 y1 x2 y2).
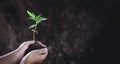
27 10 47 41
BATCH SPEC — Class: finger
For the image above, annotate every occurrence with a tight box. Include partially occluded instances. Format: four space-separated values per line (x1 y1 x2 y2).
28 49 48 61
40 48 48 55
18 40 34 51
25 40 35 45
38 48 48 60
34 48 48 55
21 40 35 48
36 41 47 47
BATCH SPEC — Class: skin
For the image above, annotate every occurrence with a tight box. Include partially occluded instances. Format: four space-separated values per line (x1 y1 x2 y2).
20 48 48 64
0 41 48 64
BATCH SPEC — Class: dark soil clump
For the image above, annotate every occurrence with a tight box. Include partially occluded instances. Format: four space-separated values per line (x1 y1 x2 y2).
24 41 45 56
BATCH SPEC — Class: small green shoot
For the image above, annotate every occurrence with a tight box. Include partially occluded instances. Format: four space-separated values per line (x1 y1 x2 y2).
27 10 47 41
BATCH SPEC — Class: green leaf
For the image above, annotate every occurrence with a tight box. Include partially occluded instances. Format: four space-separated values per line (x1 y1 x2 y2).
31 29 38 33
35 15 41 21
36 17 47 24
28 17 35 21
27 10 36 20
31 29 35 32
31 13 36 20
36 20 42 24
27 10 33 17
27 10 47 35
29 25 36 29
41 17 47 21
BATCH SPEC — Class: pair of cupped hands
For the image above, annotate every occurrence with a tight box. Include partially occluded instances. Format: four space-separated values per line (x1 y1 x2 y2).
18 41 48 64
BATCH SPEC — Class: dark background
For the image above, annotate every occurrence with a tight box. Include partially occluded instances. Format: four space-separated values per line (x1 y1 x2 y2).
0 0 119 64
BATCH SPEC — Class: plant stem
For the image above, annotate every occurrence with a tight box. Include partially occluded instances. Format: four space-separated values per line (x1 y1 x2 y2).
33 24 37 41
33 31 35 41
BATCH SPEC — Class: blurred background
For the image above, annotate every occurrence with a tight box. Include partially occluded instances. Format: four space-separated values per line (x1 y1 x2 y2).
0 0 119 64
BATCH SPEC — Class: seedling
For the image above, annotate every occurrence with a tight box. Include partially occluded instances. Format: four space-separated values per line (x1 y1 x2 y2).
27 10 47 41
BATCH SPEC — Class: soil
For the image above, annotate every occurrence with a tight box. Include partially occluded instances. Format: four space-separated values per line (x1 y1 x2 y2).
24 41 45 56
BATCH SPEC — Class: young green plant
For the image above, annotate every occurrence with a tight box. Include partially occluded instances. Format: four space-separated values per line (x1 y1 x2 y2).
27 10 47 41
